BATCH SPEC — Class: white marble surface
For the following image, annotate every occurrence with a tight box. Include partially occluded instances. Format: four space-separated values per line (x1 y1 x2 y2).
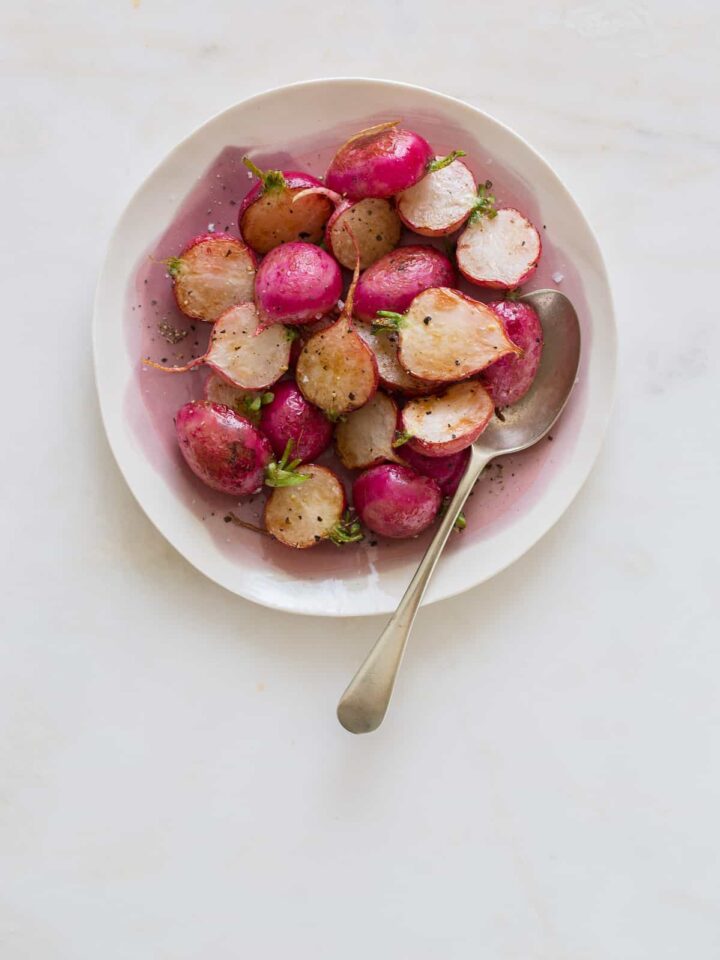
1 2 719 957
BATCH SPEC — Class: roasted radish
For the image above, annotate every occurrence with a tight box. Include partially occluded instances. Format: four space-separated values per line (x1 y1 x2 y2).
398 446 471 497
353 464 441 539
375 287 520 383
204 373 256 410
204 373 274 422
254 241 342 328
175 400 273 496
293 186 401 269
397 155 476 236
259 379 333 462
295 248 378 417
401 380 494 457
265 465 361 548
457 201 541 290
335 392 402 470
355 326 436 397
166 233 256 323
325 121 433 199
481 300 544 407
326 198 401 269
144 302 290 390
238 159 333 254
353 245 456 322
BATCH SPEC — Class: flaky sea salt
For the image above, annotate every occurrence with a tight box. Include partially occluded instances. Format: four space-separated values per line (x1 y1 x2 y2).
552 271 564 283
208 223 216 232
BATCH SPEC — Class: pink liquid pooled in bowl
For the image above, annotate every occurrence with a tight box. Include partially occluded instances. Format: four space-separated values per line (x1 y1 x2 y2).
126 116 591 585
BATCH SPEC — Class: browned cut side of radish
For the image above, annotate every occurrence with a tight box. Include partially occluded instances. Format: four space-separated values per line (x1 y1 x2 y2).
172 235 256 322
205 304 290 389
241 188 333 254
264 465 346 548
296 315 378 416
456 208 541 289
335 392 402 470
397 288 520 383
401 380 494 457
204 373 259 411
396 159 476 236
328 199 402 269
355 324 437 396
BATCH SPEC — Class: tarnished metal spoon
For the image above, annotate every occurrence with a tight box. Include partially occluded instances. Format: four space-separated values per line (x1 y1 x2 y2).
337 289 582 734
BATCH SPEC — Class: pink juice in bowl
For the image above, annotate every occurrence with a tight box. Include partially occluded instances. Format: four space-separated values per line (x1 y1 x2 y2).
125 115 590 584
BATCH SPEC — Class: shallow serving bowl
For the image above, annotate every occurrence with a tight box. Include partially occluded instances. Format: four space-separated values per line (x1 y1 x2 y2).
93 78 616 617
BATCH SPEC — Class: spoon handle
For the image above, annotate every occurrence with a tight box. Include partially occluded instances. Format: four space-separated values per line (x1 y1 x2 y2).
336 444 493 734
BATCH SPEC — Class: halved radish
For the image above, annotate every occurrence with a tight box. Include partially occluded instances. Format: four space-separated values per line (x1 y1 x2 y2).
355 325 436 397
325 121 433 199
295 315 378 417
293 187 401 270
238 160 333 254
457 207 541 290
335 391 402 470
401 380 494 457
143 302 291 390
481 299 544 407
396 156 477 236
326 198 401 269
295 248 378 417
254 240 342 328
175 400 273 496
386 287 520 383
353 245 456 322
203 372 274 421
166 233 256 323
265 465 360 548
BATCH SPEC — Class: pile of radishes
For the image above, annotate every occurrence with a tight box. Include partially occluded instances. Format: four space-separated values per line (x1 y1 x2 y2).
144 120 545 548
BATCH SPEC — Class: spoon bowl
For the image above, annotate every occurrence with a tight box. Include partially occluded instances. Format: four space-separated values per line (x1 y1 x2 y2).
337 288 582 734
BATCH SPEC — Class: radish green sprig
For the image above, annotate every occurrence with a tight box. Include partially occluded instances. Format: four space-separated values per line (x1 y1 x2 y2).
265 439 309 488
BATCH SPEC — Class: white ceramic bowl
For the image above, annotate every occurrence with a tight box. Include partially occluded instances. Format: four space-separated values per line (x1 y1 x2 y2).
93 78 616 617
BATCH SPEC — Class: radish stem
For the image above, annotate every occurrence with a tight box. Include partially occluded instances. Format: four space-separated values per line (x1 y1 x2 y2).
242 156 286 192
427 149 466 173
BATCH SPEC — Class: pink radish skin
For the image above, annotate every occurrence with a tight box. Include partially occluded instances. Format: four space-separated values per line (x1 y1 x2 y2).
456 208 541 290
168 233 256 323
481 300 544 407
144 302 291 390
175 401 273 496
326 121 433 200
238 169 333 254
259 380 333 463
264 464 347 548
335 392 402 470
395 287 521 383
354 246 456 322
254 241 342 328
353 464 442 539
355 325 437 397
398 447 471 498
402 380 495 458
397 158 477 236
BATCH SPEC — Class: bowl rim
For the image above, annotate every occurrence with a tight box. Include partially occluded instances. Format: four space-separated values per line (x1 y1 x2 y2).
93 76 617 617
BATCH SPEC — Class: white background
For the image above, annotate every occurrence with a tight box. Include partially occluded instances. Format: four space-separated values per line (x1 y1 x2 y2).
1 2 718 957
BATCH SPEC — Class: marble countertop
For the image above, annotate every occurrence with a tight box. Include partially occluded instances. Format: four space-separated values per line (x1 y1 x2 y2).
1 1 718 957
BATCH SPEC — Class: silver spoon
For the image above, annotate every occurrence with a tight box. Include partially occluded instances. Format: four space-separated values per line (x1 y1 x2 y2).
337 289 582 734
